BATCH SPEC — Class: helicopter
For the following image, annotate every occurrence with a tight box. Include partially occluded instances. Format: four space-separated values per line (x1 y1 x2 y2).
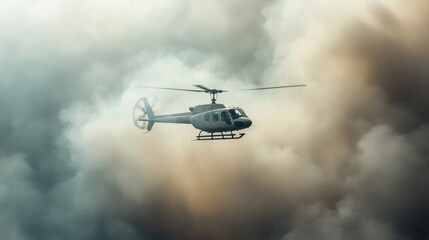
133 84 306 140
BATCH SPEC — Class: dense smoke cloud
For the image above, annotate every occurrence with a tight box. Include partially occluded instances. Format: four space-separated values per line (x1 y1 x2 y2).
1 0 429 239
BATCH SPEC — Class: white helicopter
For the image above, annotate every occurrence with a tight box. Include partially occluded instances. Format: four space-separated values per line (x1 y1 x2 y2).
133 84 305 140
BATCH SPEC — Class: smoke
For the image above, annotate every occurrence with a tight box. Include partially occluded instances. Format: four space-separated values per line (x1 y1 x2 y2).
1 0 429 239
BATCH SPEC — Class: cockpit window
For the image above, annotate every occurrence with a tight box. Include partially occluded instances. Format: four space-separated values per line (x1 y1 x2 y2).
237 108 247 117
229 109 243 119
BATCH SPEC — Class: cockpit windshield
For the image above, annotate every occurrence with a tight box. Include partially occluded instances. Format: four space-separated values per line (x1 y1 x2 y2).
237 108 247 117
229 109 243 119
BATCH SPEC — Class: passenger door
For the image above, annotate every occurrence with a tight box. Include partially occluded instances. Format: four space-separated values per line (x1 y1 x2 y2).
221 111 232 125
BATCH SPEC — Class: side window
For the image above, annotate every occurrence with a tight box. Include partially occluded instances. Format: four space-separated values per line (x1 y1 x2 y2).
229 109 237 119
212 113 219 121
221 111 232 125
204 113 210 121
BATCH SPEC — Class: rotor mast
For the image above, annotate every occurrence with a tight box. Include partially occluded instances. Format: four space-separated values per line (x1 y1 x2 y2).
208 90 222 103
192 85 224 104
210 92 217 104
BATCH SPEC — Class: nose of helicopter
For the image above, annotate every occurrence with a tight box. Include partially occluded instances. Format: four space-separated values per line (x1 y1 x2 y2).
234 118 252 129
246 118 252 128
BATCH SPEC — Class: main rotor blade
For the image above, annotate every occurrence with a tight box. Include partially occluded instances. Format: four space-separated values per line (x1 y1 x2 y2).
193 85 229 93
237 84 306 91
193 85 212 91
135 86 205 92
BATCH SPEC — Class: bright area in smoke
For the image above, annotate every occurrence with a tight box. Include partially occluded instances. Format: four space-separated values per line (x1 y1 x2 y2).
1 0 429 240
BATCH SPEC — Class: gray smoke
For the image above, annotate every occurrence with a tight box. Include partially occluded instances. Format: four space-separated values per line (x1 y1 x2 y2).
1 0 429 240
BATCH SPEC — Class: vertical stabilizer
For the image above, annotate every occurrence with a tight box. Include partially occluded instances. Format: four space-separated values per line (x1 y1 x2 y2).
143 97 155 131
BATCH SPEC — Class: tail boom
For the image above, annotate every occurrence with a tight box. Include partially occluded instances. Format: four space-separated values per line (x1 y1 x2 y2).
141 98 191 131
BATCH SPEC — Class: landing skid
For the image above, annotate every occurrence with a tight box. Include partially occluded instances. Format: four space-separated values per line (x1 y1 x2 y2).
194 131 245 141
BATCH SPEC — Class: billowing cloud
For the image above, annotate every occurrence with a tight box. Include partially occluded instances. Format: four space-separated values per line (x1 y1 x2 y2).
1 0 429 239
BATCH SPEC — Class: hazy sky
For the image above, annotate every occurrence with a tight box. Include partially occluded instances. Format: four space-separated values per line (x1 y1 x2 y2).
1 0 429 239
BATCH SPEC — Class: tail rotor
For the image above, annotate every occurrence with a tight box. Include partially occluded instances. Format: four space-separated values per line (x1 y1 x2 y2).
133 97 155 131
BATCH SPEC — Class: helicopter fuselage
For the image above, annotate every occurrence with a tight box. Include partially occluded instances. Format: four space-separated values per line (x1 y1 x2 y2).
190 107 252 132
135 99 252 133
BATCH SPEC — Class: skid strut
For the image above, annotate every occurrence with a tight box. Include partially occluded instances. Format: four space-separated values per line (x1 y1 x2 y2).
195 131 245 140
